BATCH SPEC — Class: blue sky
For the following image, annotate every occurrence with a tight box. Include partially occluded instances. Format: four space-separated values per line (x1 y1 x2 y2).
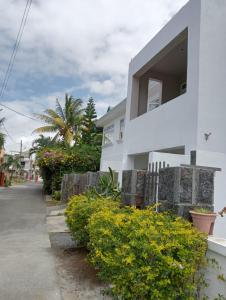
0 0 188 152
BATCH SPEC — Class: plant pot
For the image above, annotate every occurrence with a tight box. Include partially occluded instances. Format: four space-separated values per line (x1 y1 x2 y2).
189 210 217 235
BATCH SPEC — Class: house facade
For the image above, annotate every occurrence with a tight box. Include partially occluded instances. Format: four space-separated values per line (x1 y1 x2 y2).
98 0 226 237
96 99 126 182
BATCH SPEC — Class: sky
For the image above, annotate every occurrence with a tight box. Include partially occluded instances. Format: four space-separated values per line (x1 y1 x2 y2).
0 0 188 153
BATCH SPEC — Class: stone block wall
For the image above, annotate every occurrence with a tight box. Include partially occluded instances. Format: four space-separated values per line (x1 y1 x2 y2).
121 165 219 219
61 170 118 202
158 165 217 218
121 170 146 207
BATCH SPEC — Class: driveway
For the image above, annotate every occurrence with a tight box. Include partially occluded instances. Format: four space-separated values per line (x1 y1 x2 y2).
0 182 61 300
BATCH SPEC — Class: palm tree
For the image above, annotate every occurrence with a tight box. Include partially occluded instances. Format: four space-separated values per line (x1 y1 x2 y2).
34 94 83 145
29 134 59 156
1 155 22 184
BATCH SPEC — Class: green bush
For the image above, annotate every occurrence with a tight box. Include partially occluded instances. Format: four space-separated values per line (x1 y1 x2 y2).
65 195 119 247
52 190 61 201
87 207 207 300
85 167 121 200
37 144 101 194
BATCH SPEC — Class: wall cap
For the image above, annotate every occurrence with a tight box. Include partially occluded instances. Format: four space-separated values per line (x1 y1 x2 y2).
208 236 226 257
180 164 221 172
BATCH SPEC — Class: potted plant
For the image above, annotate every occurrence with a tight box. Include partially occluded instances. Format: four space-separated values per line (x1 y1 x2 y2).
189 208 217 235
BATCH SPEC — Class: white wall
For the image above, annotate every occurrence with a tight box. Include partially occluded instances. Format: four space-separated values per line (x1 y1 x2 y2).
99 114 125 182
194 1 226 237
197 0 226 154
123 0 201 170
201 237 226 299
196 150 226 238
149 151 190 167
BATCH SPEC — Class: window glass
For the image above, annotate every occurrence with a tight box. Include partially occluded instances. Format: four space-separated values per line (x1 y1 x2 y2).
147 79 162 111
103 124 114 145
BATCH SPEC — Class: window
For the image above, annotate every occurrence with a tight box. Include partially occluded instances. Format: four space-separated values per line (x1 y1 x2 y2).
103 124 114 146
147 79 162 112
119 118 125 141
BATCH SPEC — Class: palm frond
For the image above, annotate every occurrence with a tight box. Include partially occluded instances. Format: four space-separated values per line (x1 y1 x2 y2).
45 109 60 119
55 99 65 120
35 113 55 124
33 125 58 133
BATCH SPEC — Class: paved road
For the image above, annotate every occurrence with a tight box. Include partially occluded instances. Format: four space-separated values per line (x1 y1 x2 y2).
0 183 62 300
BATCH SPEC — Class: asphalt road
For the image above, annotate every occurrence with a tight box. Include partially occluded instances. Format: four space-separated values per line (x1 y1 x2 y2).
0 182 62 300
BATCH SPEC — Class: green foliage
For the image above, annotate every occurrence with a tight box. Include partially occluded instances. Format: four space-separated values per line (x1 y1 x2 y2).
81 97 102 145
0 132 5 150
37 144 101 194
52 190 61 201
4 177 11 187
65 195 119 247
193 207 213 214
29 134 61 156
34 93 83 145
86 167 121 200
87 207 207 300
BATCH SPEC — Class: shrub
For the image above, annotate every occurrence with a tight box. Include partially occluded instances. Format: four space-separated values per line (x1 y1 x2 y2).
85 167 121 201
87 207 207 300
65 195 119 247
52 190 61 201
37 144 101 194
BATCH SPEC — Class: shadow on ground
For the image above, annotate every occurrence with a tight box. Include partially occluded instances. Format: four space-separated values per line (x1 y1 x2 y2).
53 248 111 300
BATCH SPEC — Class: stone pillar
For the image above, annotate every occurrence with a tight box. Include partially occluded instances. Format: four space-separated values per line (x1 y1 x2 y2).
158 165 220 219
121 170 146 207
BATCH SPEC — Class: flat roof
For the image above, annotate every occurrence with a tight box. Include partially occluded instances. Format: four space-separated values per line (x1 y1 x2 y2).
96 98 126 127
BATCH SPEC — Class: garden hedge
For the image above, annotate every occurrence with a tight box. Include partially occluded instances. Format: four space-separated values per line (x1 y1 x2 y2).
65 195 119 247
87 206 207 299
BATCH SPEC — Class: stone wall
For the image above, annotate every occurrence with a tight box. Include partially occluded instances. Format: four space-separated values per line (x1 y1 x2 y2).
61 171 117 202
121 165 219 219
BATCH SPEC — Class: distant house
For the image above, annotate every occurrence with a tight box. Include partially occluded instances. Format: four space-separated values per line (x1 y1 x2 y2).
97 0 226 237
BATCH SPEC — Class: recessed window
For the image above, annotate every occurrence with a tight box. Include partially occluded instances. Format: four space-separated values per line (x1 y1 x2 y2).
119 118 125 140
103 124 114 146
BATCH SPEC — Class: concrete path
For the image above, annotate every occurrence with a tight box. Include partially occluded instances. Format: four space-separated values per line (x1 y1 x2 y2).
0 183 62 300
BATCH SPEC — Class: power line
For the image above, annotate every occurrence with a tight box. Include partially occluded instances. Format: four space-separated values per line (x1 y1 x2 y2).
1 122 16 143
0 0 32 99
0 102 37 121
0 0 36 121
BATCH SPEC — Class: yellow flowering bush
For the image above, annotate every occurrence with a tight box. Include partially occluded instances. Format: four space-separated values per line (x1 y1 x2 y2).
65 195 119 247
87 207 207 300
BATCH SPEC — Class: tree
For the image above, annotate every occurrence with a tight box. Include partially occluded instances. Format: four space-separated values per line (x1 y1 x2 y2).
81 97 101 145
34 94 83 145
29 134 60 156
0 111 6 150
1 155 22 184
0 133 5 150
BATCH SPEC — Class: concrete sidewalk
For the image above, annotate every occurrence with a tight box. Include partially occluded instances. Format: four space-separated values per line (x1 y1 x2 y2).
0 183 62 300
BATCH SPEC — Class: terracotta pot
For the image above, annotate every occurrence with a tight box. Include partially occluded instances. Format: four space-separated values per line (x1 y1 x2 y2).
189 210 217 235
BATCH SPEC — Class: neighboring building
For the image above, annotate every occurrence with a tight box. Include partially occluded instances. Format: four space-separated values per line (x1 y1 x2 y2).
19 151 36 180
97 0 226 237
96 99 126 182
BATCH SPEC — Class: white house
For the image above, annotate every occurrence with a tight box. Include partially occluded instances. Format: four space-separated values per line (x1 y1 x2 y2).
97 0 226 237
96 99 126 182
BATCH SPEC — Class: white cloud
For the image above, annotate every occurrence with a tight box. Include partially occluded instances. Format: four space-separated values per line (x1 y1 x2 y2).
87 80 115 96
0 0 189 151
